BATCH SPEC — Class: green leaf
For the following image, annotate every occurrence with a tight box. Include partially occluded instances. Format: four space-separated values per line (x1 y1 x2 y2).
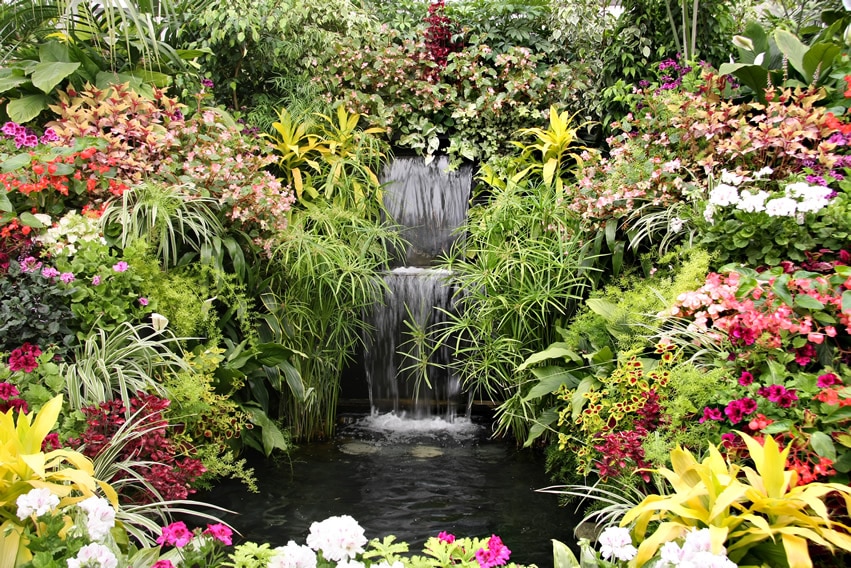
6 94 50 123
810 431 836 461
762 419 792 434
802 42 840 82
586 298 619 322
524 368 579 400
31 61 80 94
772 276 793 306
244 405 290 457
517 343 581 371
0 191 11 213
823 406 851 424
842 290 851 314
571 376 599 421
718 63 769 99
833 451 851 473
552 539 581 568
1 152 33 172
524 409 558 448
774 29 809 80
38 41 70 63
18 212 45 228
0 73 29 94
794 294 824 310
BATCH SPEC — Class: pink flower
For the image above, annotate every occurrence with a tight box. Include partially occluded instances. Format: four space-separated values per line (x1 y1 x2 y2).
156 521 193 548
41 267 60 278
60 272 75 283
112 261 129 272
152 562 175 568
699 407 723 423
475 535 511 568
8 343 41 373
0 382 21 400
724 397 757 424
818 373 842 388
203 523 233 545
738 370 754 386
138 297 149 306
92 275 101 286
438 531 456 544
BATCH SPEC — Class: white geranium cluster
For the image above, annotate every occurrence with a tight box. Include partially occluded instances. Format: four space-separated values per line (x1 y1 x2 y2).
703 168 833 224
597 526 637 562
15 488 121 568
269 515 367 567
658 528 737 568
35 209 106 256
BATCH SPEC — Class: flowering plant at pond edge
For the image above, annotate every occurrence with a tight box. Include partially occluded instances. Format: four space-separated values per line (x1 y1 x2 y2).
179 515 530 568
662 255 851 486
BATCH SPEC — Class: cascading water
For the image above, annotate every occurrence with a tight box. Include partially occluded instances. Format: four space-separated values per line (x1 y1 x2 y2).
363 155 472 418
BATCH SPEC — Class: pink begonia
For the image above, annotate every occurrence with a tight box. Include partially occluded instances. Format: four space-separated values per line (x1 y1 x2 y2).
204 523 233 545
112 261 129 272
156 521 193 548
474 535 512 568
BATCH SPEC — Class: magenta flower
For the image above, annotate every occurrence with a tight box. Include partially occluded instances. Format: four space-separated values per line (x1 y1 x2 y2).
20 257 42 273
8 343 41 373
738 370 754 386
818 373 842 388
438 531 456 544
203 523 233 545
152 561 175 568
699 407 723 423
60 272 75 284
475 535 511 568
0 382 21 400
138 297 149 306
724 397 757 424
112 261 129 272
41 267 60 278
156 521 193 548
92 275 101 286
757 384 798 407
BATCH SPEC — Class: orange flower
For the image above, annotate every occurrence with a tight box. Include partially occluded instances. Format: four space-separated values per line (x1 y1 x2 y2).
844 75 851 97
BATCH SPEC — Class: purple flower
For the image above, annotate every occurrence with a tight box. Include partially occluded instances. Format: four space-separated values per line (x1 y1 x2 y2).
1 122 20 136
41 267 60 278
138 297 149 306
112 261 129 273
40 128 59 144
201 78 215 89
20 257 43 273
59 272 75 283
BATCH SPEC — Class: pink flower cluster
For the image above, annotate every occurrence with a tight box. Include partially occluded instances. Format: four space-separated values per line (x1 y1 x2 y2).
0 382 28 414
8 342 41 373
475 535 511 568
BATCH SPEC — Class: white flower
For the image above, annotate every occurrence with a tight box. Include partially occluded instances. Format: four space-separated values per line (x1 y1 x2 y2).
680 528 714 555
736 190 769 213
719 170 746 186
708 183 740 207
150 313 169 332
16 487 60 519
77 496 116 541
66 543 118 568
305 515 367 562
33 213 53 226
787 183 833 213
752 166 773 179
269 541 317 568
669 217 684 233
703 204 716 224
764 197 798 217
597 526 637 562
660 540 684 565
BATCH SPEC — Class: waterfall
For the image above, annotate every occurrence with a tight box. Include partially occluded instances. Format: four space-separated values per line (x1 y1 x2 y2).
363 155 472 418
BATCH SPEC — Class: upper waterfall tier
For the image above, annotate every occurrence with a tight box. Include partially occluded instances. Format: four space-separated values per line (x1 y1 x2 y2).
381 155 472 266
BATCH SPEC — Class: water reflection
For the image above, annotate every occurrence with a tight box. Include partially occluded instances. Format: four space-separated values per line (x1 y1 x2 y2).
199 415 578 566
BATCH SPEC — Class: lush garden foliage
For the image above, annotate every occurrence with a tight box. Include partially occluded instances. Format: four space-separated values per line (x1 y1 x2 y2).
1 0 851 567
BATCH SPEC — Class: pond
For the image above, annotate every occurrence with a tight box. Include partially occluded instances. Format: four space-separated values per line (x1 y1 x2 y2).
199 413 580 566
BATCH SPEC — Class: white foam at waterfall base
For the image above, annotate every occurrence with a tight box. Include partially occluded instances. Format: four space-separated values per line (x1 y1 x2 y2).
354 411 482 441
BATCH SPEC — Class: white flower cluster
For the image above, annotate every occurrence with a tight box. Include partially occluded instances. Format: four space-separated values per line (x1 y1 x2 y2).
597 526 637 562
35 210 106 257
67 543 118 568
658 528 737 568
703 168 833 224
16 487 60 519
77 495 117 541
270 515 368 568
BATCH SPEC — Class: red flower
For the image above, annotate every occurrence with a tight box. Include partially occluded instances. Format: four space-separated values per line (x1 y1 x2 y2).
8 343 42 373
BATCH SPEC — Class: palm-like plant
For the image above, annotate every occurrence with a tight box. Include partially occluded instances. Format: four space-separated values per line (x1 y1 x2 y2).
101 182 224 269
